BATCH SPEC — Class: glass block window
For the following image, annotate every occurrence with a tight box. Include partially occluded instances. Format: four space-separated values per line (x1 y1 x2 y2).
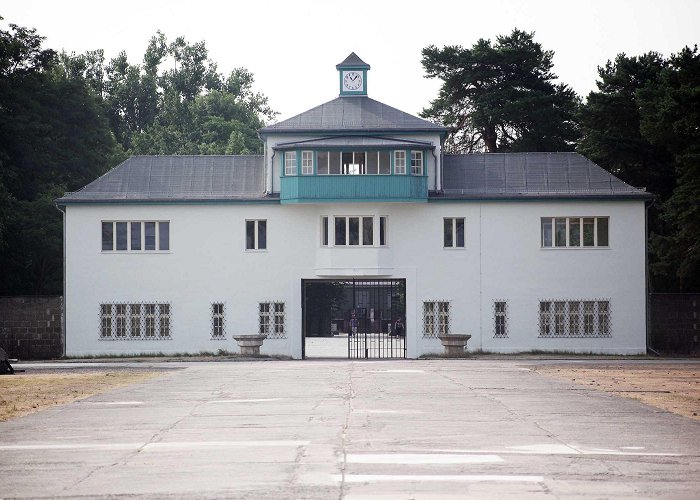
541 217 609 248
539 300 611 338
211 303 225 339
99 302 171 340
423 300 450 338
494 301 507 338
259 302 286 339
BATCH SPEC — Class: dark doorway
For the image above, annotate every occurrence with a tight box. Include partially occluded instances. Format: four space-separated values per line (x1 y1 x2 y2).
302 279 406 359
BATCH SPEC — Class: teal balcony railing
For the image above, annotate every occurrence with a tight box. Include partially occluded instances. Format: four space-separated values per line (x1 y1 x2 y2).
280 175 428 203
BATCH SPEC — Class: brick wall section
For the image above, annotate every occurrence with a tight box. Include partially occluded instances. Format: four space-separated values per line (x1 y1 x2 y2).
650 293 700 355
0 296 63 360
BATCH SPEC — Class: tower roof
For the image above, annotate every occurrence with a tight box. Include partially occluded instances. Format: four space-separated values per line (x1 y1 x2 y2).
336 52 370 70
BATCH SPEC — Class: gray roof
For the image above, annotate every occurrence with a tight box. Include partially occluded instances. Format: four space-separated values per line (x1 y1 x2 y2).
439 153 651 199
260 96 448 134
58 155 268 203
336 52 370 69
272 136 434 150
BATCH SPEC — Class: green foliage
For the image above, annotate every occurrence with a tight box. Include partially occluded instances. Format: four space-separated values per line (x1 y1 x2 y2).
0 19 124 294
421 29 580 152
579 46 700 291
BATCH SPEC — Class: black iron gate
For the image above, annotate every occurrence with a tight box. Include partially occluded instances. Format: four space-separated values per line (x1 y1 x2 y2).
302 279 406 359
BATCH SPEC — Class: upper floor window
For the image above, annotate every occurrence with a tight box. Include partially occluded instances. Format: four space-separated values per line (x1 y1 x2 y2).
394 151 406 175
322 215 387 247
541 217 609 248
411 151 423 175
102 221 169 252
246 220 267 250
301 151 313 175
284 151 296 176
443 218 465 248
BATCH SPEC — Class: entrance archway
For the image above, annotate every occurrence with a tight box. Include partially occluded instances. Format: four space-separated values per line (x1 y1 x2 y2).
301 279 406 359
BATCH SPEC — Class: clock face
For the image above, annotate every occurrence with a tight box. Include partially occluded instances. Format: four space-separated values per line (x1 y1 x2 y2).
343 71 363 91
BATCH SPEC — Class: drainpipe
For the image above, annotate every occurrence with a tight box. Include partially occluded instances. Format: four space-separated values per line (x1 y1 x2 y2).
55 202 67 358
431 148 440 191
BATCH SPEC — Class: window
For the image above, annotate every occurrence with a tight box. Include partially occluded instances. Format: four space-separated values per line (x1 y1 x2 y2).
331 216 384 246
541 217 609 248
284 151 297 176
322 216 329 245
99 302 171 340
317 151 390 175
101 221 169 252
342 152 366 175
444 218 465 248
411 151 423 175
259 302 286 339
394 151 406 175
246 220 267 250
539 300 611 337
423 300 450 338
301 151 313 175
211 303 225 339
494 301 507 338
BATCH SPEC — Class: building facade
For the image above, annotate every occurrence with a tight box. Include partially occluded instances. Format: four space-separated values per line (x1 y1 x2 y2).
58 54 652 358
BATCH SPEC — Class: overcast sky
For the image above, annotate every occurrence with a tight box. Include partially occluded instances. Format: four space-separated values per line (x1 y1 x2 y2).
3 0 699 121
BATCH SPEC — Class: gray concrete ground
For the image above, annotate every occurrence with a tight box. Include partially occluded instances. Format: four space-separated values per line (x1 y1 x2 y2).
2 359 700 499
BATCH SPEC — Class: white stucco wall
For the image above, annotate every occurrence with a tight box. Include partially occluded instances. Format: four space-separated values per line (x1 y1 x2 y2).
64 199 647 358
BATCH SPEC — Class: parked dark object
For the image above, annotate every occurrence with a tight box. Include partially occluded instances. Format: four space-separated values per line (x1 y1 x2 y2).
0 347 15 374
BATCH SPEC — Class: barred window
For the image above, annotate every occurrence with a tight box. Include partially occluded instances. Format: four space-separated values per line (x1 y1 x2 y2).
212 303 225 339
259 302 286 339
423 301 450 338
494 301 507 338
100 302 171 340
539 300 611 338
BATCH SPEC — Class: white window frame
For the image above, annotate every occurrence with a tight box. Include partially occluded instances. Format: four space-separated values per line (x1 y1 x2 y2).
443 217 465 248
101 221 170 253
394 150 406 175
284 151 297 176
246 219 267 251
301 151 313 175
541 217 609 248
410 151 423 175
329 215 386 247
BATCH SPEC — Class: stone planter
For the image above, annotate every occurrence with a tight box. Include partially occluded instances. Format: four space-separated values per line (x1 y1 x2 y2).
233 334 268 355
437 334 472 356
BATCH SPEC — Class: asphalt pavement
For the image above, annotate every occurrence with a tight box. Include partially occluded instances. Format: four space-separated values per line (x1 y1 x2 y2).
1 358 700 499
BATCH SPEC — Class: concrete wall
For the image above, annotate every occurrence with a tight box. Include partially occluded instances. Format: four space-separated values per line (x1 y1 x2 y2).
0 296 63 359
64 199 647 358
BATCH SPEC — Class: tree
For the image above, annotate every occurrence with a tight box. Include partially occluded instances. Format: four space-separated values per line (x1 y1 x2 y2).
421 29 580 153
579 46 700 292
0 19 123 294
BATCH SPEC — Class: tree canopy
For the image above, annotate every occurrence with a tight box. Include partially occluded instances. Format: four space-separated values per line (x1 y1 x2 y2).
579 46 700 292
0 20 275 295
421 29 580 153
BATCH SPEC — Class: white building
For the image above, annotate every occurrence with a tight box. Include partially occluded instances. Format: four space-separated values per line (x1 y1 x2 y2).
58 53 652 359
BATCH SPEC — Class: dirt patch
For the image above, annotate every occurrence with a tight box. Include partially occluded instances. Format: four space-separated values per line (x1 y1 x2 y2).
0 369 166 421
532 363 700 421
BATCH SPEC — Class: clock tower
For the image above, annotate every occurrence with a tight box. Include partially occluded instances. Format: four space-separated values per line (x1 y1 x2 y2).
337 52 370 96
